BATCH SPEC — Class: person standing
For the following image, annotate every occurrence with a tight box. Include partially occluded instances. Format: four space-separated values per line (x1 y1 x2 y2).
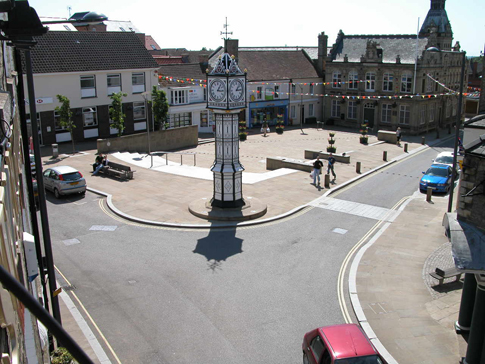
396 127 402 146
327 153 336 179
312 156 324 185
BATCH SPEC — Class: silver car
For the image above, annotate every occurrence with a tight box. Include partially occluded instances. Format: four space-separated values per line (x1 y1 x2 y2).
43 166 87 198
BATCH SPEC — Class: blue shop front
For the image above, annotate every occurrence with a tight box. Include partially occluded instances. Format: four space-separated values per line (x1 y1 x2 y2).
248 99 288 128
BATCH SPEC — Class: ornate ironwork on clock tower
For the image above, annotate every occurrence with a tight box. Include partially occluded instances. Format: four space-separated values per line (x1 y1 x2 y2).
207 53 247 208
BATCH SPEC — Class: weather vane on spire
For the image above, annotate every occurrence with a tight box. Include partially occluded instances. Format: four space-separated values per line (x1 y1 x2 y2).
220 17 233 41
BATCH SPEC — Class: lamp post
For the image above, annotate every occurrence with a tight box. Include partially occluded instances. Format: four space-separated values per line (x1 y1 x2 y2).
141 92 154 167
299 84 304 134
426 47 466 213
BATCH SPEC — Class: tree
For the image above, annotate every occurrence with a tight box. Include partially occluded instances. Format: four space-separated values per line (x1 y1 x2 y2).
109 92 127 137
150 86 169 130
55 95 76 154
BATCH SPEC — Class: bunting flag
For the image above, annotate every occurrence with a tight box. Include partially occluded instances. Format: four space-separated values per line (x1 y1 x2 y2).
249 89 454 99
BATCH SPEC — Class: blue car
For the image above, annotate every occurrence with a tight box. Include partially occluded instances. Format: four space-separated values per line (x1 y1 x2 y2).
420 164 454 193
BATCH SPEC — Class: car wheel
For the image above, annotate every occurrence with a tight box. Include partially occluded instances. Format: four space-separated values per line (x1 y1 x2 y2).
303 352 310 364
54 188 61 199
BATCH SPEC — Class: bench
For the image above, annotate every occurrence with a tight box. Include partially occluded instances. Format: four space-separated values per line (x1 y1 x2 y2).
93 161 135 180
429 267 462 285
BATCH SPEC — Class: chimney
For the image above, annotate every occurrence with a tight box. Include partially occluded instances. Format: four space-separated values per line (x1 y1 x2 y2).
317 32 328 76
225 39 239 62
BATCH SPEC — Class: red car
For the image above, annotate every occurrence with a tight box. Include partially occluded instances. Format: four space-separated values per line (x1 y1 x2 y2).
302 324 383 364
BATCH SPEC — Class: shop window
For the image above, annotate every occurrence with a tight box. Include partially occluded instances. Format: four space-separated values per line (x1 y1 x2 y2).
168 112 192 128
200 110 209 127
83 107 98 127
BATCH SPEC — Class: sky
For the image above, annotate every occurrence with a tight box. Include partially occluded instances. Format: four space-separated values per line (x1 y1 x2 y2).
29 0 484 56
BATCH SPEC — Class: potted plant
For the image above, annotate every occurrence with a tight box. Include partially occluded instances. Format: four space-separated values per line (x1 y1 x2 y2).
327 132 337 153
275 114 284 134
360 123 369 144
239 120 248 141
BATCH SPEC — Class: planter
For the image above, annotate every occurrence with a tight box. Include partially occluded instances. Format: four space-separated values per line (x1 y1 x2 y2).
360 137 368 144
327 146 337 153
239 133 247 141
276 128 284 134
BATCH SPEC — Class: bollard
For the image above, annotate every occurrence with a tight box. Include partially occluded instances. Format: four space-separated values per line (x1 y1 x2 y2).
404 143 408 153
421 136 425 145
324 173 330 188
356 161 361 174
426 187 433 202
383 151 387 161
448 124 452 134
52 143 58 158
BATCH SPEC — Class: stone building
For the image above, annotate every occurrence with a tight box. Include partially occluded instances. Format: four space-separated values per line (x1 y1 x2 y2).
321 0 467 135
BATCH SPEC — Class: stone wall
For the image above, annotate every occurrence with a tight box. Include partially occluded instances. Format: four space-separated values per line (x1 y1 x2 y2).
457 153 485 228
97 125 199 154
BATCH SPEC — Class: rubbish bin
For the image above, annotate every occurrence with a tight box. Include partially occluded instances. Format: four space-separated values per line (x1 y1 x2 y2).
52 144 58 158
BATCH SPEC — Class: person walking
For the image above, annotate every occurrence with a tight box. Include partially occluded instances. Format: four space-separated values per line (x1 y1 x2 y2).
396 127 402 147
312 156 324 185
327 153 336 179
262 120 269 137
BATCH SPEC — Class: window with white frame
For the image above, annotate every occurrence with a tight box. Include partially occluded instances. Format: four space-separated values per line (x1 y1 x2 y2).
82 107 97 127
257 86 263 100
347 101 357 119
132 72 145 93
54 110 65 131
291 84 296 94
291 105 296 119
399 105 410 124
310 83 314 94
332 71 342 88
331 99 341 118
365 72 376 91
107 74 121 95
170 89 188 105
274 85 280 99
309 104 314 116
167 112 192 128
133 101 146 120
382 104 392 123
420 105 426 124
200 110 210 127
80 75 96 98
382 73 393 92
429 104 435 122
401 74 412 93
348 72 358 89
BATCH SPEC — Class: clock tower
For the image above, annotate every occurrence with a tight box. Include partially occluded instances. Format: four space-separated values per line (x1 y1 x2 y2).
207 53 247 208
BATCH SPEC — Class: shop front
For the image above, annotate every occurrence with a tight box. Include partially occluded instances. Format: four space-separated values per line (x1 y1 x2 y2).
248 99 288 128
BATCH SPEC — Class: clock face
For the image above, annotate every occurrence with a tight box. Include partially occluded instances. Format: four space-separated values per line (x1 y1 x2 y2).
229 79 244 101
209 79 226 101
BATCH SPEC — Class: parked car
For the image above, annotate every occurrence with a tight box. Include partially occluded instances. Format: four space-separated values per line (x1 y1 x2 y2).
433 151 461 173
43 166 86 198
302 324 383 364
419 164 454 193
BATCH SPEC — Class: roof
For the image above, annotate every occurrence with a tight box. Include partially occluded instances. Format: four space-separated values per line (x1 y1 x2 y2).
104 20 139 33
319 324 377 359
145 35 161 51
464 134 485 157
241 46 319 60
28 31 159 74
154 49 217 64
465 114 485 128
419 6 452 35
329 34 429 64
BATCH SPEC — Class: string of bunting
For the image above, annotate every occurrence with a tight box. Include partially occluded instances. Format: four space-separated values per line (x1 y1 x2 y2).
250 90 454 99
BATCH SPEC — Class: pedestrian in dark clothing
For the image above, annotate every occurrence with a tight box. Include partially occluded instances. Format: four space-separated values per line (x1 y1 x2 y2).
396 127 402 146
327 153 336 179
312 156 324 185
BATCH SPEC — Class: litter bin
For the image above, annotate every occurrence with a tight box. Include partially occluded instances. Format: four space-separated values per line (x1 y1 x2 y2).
52 144 58 158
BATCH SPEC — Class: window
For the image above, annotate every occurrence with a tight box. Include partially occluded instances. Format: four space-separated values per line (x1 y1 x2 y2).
274 85 280 99
291 84 296 94
446 100 451 118
382 73 393 92
150 45 157 50
382 104 392 123
80 75 96 98
331 99 341 118
310 83 314 94
309 104 314 116
200 110 210 127
132 72 145 93
429 104 435 122
332 71 342 88
291 105 296 119
420 105 427 124
54 110 65 131
348 72 358 90
348 101 357 119
452 99 457 116
401 74 412 93
365 72 375 91
310 336 325 363
82 107 97 127
257 86 263 100
167 112 192 128
133 101 146 120
170 89 188 105
399 105 410 124
107 74 121 95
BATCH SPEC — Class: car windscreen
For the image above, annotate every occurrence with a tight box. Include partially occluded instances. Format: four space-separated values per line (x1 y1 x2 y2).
426 167 449 177
335 355 383 364
61 172 82 181
435 156 453 164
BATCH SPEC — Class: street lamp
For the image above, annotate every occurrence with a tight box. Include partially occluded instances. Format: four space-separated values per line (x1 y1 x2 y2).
142 91 154 167
426 46 466 213
299 84 305 134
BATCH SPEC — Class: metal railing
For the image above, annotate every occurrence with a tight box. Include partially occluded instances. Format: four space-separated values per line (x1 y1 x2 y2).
146 151 197 168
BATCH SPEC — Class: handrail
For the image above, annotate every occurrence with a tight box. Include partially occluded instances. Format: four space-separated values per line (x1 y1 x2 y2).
148 151 197 167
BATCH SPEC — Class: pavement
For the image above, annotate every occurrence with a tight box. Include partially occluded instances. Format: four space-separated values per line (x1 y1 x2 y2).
41 125 467 363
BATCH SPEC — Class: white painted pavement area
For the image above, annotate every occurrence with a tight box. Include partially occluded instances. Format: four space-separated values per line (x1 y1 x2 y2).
112 152 298 184
309 197 400 222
